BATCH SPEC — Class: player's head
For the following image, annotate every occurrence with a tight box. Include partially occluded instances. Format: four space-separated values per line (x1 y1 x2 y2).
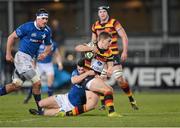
98 6 110 21
36 8 49 28
98 32 112 50
77 58 85 74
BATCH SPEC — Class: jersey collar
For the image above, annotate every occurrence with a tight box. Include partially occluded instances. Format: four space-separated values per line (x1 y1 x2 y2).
96 43 106 54
34 21 42 30
99 16 110 25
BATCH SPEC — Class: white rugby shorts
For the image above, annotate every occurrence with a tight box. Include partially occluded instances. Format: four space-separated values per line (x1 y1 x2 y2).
14 51 34 74
54 93 75 112
86 79 94 90
36 62 54 76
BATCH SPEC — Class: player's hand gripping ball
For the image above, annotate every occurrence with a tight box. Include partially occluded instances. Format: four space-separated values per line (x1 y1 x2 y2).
85 52 94 60
84 41 95 60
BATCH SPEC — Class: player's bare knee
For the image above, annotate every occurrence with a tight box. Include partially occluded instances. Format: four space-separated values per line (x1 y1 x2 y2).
108 86 114 92
38 100 43 107
32 85 41 94
104 86 113 94
33 80 41 87
120 80 128 88
12 78 23 88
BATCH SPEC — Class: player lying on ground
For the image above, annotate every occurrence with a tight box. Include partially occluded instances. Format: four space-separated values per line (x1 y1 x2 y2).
29 59 121 117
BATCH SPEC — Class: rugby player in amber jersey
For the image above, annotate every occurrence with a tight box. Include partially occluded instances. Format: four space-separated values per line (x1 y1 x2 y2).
91 6 138 110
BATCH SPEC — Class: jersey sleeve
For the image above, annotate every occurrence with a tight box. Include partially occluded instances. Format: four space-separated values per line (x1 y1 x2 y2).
71 69 79 77
114 20 123 31
44 27 52 46
15 23 28 38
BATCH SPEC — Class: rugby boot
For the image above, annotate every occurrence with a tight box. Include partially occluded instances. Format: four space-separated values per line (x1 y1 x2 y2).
29 108 43 115
108 112 123 117
130 101 139 110
55 110 66 117
98 105 106 111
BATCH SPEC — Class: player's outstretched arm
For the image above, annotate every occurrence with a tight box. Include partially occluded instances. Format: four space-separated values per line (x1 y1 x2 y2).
75 44 92 52
75 44 98 53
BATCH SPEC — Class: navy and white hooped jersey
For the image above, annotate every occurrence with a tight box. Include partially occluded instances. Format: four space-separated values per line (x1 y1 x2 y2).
68 69 86 106
37 41 57 63
15 21 51 58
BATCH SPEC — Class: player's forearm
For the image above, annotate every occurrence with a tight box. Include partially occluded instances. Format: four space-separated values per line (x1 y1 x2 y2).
6 39 14 55
122 37 128 53
55 50 63 70
43 45 51 56
75 45 92 52
71 72 89 84
55 50 62 64
117 28 128 53
91 33 97 42
6 33 16 54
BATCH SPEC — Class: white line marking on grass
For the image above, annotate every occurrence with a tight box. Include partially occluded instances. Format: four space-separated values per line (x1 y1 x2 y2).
0 118 39 123
123 111 180 116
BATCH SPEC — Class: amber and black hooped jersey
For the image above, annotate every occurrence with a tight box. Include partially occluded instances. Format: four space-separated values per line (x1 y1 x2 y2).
84 45 113 74
92 18 122 55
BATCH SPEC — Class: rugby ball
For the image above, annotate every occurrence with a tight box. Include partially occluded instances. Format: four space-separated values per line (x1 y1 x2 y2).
84 41 95 59
85 52 94 60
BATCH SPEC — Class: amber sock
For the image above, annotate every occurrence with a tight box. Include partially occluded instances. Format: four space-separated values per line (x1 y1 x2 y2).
99 94 105 107
119 81 133 96
66 105 87 116
104 91 115 114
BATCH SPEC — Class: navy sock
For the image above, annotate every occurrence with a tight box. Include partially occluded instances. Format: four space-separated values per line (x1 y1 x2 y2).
48 86 53 97
0 86 7 96
33 94 42 112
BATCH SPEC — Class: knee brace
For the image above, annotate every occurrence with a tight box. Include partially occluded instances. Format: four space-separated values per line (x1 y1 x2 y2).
22 69 40 84
31 74 40 84
113 69 123 79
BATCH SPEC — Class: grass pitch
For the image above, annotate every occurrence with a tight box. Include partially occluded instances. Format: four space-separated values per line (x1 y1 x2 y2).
0 91 180 127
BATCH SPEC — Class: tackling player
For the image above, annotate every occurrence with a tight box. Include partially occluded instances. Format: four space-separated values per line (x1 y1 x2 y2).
0 8 52 113
29 59 99 117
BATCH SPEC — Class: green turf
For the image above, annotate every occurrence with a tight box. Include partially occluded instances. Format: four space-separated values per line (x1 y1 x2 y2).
0 92 180 127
